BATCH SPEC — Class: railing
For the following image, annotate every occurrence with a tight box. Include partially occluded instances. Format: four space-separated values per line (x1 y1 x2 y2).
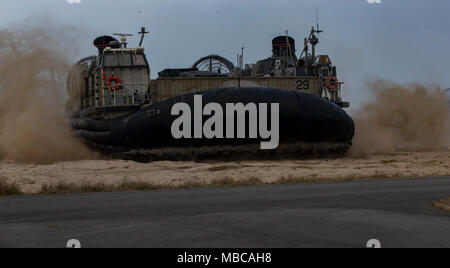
103 83 149 107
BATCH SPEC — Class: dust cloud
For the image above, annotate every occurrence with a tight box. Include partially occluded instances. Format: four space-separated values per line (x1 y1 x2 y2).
349 80 450 157
0 24 448 165
0 25 96 164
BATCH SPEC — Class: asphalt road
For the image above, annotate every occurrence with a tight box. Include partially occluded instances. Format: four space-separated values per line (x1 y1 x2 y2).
0 177 449 248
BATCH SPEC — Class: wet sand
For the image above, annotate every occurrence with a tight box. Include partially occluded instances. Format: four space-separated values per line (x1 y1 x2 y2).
1 150 449 194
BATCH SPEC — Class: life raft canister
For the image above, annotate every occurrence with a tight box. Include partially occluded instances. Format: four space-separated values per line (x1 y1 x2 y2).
106 75 121 91
325 76 339 91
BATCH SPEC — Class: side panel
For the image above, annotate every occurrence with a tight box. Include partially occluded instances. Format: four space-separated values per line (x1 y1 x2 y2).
151 77 321 102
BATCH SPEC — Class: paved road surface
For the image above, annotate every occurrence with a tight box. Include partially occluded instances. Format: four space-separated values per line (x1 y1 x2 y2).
0 177 449 248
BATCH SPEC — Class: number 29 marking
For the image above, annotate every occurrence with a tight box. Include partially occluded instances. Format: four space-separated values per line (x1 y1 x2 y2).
296 80 310 90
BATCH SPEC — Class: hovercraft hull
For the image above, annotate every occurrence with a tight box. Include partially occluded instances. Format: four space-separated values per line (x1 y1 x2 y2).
72 87 354 155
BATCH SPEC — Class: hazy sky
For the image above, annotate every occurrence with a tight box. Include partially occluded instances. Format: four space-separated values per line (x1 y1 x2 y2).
0 0 449 108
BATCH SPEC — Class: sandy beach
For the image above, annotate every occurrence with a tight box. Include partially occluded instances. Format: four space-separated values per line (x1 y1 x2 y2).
1 150 448 194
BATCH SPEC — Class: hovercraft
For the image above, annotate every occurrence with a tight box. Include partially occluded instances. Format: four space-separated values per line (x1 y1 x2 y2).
69 27 354 161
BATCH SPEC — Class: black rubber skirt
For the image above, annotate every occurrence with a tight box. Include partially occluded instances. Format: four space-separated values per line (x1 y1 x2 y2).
72 87 355 152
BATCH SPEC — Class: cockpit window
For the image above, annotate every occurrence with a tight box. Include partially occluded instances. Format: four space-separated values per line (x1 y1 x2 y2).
104 54 119 67
132 54 147 66
119 54 132 66
104 53 146 67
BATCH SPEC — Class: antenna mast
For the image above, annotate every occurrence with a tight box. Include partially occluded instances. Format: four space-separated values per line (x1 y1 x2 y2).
138 27 149 47
286 30 294 59
316 7 320 33
299 8 323 64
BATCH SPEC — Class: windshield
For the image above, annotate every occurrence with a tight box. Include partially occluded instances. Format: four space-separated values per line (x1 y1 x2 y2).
103 53 146 67
104 54 119 67
132 54 147 66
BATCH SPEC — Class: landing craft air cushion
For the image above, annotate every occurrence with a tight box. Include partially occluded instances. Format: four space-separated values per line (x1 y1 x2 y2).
69 27 354 160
